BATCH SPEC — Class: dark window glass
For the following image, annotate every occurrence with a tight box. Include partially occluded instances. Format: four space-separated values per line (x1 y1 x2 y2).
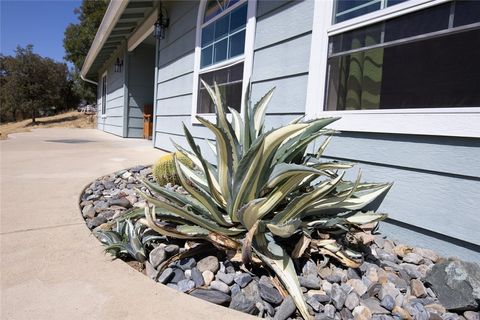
201 3 247 67
330 22 382 53
454 0 480 27
214 39 228 63
215 14 230 40
229 29 246 58
326 29 480 110
202 24 214 47
335 1 381 23
204 0 240 23
201 45 213 68
336 0 374 14
384 3 450 42
198 63 244 113
230 3 247 32
386 0 407 7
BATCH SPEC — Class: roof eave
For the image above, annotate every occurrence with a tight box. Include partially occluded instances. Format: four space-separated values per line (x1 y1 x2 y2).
80 0 130 82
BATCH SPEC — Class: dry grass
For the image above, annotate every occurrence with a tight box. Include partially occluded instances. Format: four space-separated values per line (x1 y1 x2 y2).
0 110 97 140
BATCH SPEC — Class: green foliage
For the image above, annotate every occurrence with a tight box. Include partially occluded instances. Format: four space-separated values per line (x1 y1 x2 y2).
0 45 75 123
63 0 108 71
137 82 391 319
152 152 194 186
63 0 108 102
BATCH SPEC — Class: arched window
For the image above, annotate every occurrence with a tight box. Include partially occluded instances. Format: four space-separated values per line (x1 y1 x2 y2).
192 0 256 117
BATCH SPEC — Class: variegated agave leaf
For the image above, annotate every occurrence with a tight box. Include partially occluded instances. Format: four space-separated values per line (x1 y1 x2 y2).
253 230 311 320
252 87 275 137
95 219 147 262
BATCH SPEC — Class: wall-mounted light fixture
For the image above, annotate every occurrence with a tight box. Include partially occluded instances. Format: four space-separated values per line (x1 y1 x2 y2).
114 57 123 72
154 3 169 40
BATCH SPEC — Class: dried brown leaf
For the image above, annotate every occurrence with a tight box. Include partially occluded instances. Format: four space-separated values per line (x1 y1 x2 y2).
291 234 311 259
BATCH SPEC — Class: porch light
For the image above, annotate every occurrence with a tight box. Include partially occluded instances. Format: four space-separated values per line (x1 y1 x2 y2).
114 58 123 72
154 3 169 40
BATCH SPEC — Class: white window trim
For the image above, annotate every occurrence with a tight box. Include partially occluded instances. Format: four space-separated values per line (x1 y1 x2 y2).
101 70 108 118
191 0 257 124
306 0 480 138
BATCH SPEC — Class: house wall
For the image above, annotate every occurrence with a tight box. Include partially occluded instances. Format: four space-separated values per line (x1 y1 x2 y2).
126 43 155 138
153 0 315 160
150 0 480 261
322 132 480 261
153 1 214 156
251 0 313 125
97 50 126 137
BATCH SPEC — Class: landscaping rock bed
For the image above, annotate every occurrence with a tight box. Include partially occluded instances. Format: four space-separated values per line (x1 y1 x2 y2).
80 166 480 320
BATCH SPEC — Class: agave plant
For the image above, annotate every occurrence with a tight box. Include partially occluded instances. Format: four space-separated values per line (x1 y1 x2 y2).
136 82 391 319
95 219 164 263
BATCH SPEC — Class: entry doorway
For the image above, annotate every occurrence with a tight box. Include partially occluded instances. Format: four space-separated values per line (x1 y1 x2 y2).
126 34 156 139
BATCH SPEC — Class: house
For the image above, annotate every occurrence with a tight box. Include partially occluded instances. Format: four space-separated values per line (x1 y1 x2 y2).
80 0 480 261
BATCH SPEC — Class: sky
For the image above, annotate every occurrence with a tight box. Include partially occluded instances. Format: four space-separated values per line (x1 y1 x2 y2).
1 0 81 64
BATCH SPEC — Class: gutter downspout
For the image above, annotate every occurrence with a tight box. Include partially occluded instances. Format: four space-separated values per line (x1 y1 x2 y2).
80 74 98 86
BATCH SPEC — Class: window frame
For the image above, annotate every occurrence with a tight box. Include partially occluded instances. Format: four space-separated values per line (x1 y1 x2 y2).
191 0 257 124
305 0 480 138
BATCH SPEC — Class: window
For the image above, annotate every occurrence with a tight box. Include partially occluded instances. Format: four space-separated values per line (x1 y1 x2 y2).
200 2 247 68
193 0 255 117
198 62 244 113
326 1 480 111
334 0 408 23
101 73 107 115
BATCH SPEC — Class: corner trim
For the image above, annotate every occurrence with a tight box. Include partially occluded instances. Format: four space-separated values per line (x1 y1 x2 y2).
123 48 130 138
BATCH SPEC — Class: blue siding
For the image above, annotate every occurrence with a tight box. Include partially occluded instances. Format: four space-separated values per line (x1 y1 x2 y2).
154 0 315 153
251 0 314 125
97 49 126 137
322 133 480 261
154 1 198 153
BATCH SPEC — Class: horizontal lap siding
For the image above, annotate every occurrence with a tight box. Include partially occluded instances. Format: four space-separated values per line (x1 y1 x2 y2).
154 1 315 152
252 0 314 129
127 43 155 138
323 133 480 260
97 51 126 137
154 1 198 152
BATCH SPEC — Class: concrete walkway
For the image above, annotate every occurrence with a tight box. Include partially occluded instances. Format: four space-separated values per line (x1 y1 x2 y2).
1 129 254 320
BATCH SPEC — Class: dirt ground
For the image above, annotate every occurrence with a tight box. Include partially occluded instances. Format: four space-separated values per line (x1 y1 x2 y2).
0 110 96 140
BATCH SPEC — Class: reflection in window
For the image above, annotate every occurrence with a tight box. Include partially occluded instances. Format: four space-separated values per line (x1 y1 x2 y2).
197 0 248 114
198 63 244 113
334 0 381 23
383 3 450 42
204 0 241 23
326 29 480 110
334 0 408 24
200 3 247 68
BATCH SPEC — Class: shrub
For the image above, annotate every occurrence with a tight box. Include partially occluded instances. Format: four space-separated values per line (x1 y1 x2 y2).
137 82 392 319
152 152 194 186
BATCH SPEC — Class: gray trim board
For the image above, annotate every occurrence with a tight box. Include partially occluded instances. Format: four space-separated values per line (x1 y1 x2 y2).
123 48 130 138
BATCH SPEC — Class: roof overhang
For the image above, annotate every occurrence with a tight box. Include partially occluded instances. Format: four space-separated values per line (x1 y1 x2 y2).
80 0 157 83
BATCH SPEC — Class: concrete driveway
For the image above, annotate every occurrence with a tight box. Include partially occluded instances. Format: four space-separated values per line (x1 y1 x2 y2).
0 129 253 320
